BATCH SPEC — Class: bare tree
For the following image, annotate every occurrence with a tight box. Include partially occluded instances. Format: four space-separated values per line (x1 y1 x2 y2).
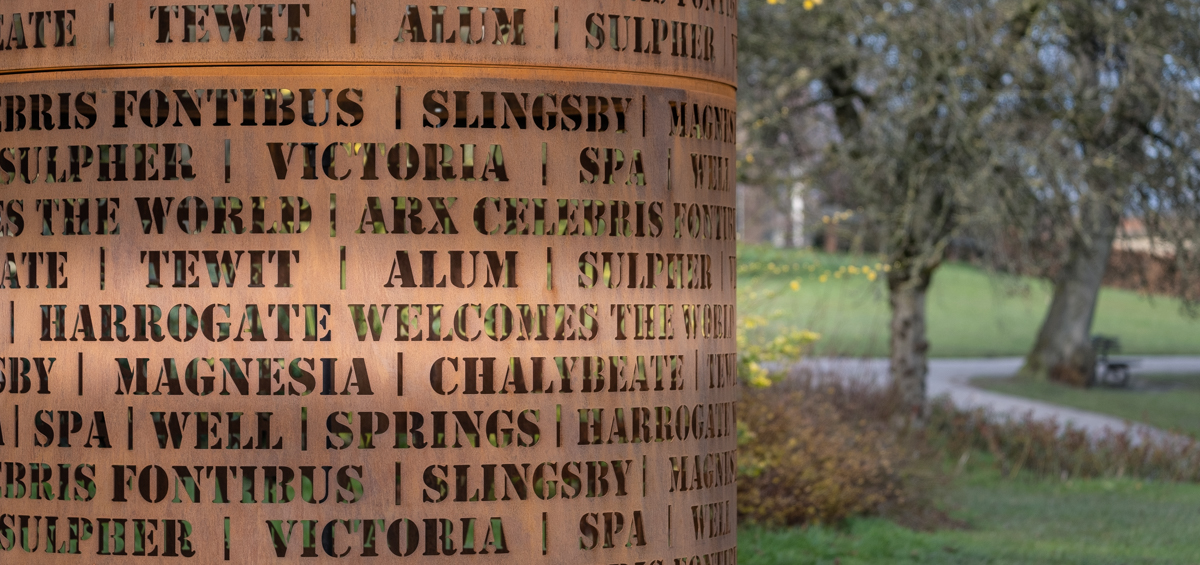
737 68 828 247
741 0 1042 414
1017 1 1200 383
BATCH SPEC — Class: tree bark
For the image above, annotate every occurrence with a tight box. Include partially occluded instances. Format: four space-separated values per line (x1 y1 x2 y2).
1022 199 1121 385
889 268 933 417
781 198 797 248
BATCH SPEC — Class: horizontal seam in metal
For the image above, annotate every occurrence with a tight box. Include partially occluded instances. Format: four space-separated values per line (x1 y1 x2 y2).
0 61 737 90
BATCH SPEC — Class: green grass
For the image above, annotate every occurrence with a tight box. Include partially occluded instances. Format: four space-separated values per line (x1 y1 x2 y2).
974 374 1200 437
737 244 1200 358
739 467 1200 564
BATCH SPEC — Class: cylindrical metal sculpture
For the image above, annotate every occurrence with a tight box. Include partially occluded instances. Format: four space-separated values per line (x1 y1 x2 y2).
0 2 737 562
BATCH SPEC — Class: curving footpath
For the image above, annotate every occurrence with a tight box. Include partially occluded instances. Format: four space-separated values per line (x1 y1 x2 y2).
798 356 1200 438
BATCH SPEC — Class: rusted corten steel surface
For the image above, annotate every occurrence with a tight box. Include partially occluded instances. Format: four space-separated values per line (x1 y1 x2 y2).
0 2 737 563
0 1 737 86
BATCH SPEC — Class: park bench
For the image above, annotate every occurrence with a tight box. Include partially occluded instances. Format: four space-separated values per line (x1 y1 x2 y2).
1090 335 1132 388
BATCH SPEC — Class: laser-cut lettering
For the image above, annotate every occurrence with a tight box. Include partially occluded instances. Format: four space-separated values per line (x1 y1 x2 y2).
395 6 525 46
1 14 738 561
586 13 715 63
0 92 95 131
0 515 195 557
0 462 96 502
578 510 646 550
151 4 309 44
113 356 367 396
668 100 736 143
0 11 76 50
0 144 197 183
1 252 67 289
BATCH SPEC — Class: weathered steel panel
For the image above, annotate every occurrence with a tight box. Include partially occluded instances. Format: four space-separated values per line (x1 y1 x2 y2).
0 3 736 563
0 2 737 85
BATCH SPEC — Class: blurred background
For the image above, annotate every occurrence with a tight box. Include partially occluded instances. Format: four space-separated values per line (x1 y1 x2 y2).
734 1 1200 563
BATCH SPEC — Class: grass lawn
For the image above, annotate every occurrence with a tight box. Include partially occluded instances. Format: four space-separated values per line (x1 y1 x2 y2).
975 374 1200 437
737 244 1200 358
739 467 1200 564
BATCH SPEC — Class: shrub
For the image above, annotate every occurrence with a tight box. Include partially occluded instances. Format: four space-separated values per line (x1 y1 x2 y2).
927 400 1200 482
737 376 939 527
736 366 1200 529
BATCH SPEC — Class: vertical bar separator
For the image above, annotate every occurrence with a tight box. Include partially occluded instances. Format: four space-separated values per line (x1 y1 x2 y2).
642 95 647 137
668 505 672 547
397 352 404 396
642 455 647 497
340 246 347 289
395 463 403 506
395 86 403 129
667 148 673 190
329 193 338 237
301 407 308 451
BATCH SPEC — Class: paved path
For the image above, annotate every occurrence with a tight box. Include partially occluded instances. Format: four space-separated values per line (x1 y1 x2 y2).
796 356 1200 438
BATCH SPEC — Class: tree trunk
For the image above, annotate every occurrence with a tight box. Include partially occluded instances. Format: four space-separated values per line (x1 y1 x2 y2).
782 208 797 249
780 186 798 248
889 268 934 417
1022 199 1121 385
823 228 839 253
